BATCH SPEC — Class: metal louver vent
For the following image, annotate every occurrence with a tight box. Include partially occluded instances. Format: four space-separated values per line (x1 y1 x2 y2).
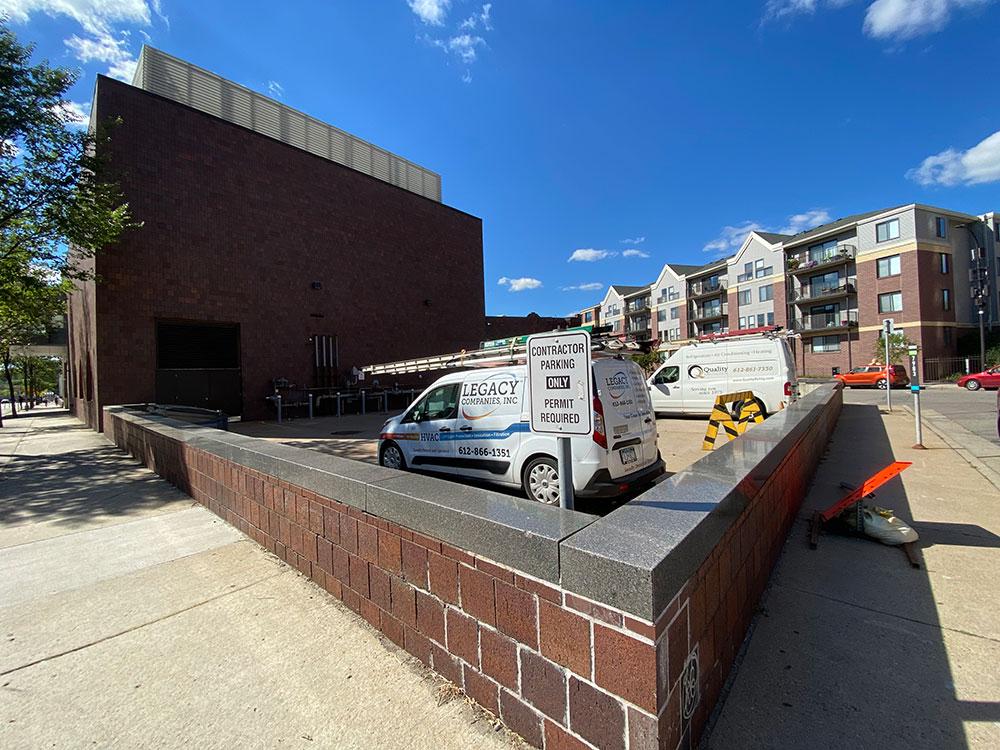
130 46 442 202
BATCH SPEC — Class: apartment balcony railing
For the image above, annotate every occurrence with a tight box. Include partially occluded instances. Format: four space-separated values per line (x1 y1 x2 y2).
786 244 856 274
788 280 857 303
656 291 681 305
690 303 728 323
688 278 727 299
790 310 859 333
625 299 651 315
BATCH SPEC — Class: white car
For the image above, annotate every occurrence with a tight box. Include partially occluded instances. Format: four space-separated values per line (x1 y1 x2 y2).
648 335 798 416
378 358 663 504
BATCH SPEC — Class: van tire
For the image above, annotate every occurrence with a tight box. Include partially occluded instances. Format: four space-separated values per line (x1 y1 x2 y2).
522 456 560 505
379 442 406 471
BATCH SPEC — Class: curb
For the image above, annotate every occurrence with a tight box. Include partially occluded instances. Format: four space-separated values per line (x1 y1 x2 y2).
904 405 1000 492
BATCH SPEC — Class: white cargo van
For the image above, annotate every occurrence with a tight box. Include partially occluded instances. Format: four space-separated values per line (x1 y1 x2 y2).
378 358 664 504
647 335 797 416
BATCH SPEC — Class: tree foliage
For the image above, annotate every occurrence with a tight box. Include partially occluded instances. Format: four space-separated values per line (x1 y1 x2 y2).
871 331 916 365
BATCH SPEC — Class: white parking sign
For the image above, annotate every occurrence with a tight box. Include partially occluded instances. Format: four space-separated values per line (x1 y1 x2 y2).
526 330 593 436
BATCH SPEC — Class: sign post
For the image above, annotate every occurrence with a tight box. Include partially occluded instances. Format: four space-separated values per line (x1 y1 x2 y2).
526 330 593 510
908 344 925 449
882 318 894 412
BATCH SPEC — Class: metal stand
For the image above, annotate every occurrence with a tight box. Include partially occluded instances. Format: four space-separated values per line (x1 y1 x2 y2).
557 437 575 511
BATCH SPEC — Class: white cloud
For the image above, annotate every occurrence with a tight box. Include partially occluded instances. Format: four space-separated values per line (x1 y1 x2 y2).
622 249 650 258
619 236 645 244
702 209 831 253
907 129 1000 186
267 80 284 99
762 0 990 39
460 3 492 30
562 282 604 292
498 276 543 292
53 100 90 127
445 33 485 63
568 248 616 262
779 209 832 234
4 1 160 82
407 0 451 25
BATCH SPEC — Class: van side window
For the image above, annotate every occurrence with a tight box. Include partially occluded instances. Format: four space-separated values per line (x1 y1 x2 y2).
405 384 460 422
654 366 680 385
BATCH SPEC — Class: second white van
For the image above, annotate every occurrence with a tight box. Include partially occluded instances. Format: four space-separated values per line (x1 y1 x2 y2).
647 335 798 416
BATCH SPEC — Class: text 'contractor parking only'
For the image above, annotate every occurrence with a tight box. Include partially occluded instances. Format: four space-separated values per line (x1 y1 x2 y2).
526 330 593 436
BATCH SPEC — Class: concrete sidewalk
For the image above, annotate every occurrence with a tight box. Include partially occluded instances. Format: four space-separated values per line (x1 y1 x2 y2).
706 402 1000 748
0 409 519 749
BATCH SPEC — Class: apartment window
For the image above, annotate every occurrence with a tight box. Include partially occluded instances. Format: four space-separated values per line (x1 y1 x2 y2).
739 316 747 329
584 311 593 322
808 239 838 262
757 313 766 326
670 305 680 320
810 271 840 296
878 291 903 313
767 312 774 326
703 321 722 334
657 309 667 322
754 258 772 278
876 255 901 278
942 288 951 311
744 262 752 278
759 284 773 302
738 289 752 305
813 335 841 353
670 327 680 340
939 253 950 274
876 218 900 243
935 216 947 238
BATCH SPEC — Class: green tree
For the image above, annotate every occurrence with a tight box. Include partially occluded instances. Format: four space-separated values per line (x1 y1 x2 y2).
871 331 915 365
630 351 663 374
1 21 138 290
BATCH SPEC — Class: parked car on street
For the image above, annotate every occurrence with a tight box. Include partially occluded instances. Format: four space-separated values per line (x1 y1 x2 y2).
956 366 1000 391
835 365 909 389
378 358 664 504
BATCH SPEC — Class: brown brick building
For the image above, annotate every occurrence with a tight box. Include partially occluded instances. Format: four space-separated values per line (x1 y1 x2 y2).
68 49 484 427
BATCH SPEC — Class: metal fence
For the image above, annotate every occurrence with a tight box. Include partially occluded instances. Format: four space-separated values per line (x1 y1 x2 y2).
922 356 981 382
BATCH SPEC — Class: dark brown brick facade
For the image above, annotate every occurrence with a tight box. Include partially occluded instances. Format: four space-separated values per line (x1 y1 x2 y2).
68 76 484 426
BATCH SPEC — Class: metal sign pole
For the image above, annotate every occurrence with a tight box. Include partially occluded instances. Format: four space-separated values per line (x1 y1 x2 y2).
558 436 575 510
883 319 892 412
909 345 925 449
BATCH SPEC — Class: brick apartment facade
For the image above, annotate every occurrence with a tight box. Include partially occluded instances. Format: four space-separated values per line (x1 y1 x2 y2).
68 73 484 427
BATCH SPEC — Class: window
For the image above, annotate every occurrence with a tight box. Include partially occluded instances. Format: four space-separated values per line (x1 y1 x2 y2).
702 321 722 334
876 255 901 278
813 335 841 353
876 218 900 243
754 258 772 278
808 239 838 263
406 383 459 423
767 312 774 326
584 311 593 322
942 289 951 311
656 309 666 322
670 327 681 340
878 291 903 312
670 306 680 320
653 366 680 385
935 216 947 238
756 313 766 327
738 289 752 305
939 253 950 274
759 284 773 302
810 271 840 296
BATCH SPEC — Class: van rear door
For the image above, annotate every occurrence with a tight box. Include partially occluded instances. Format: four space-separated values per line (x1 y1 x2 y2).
593 359 656 479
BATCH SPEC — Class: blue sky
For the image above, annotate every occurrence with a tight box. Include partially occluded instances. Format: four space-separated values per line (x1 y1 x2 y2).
3 0 1000 317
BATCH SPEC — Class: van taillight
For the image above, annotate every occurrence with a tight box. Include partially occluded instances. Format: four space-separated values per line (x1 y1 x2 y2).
784 382 792 396
592 396 607 448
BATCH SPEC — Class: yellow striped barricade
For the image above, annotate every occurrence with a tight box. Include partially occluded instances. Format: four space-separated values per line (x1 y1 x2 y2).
701 391 766 450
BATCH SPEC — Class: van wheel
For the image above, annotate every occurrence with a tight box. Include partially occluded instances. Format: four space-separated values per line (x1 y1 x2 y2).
379 442 406 470
875 378 888 390
523 456 560 505
965 379 982 391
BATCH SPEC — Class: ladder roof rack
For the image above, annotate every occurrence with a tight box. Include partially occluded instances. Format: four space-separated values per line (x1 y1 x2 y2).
362 325 644 377
695 325 796 343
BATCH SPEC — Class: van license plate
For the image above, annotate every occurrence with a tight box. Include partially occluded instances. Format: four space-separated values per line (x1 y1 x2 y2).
620 447 637 465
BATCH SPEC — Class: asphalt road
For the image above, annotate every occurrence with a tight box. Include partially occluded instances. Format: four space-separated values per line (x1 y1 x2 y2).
840 383 999 446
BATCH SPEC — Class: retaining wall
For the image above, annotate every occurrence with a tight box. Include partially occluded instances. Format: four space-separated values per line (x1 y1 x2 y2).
104 383 842 750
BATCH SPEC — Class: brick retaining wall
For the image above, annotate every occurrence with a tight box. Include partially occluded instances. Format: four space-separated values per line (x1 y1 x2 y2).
105 383 842 749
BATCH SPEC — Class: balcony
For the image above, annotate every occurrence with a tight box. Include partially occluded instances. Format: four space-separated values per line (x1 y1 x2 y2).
625 299 651 315
656 291 681 305
688 278 727 299
788 279 857 304
786 244 856 275
790 310 859 334
690 303 728 323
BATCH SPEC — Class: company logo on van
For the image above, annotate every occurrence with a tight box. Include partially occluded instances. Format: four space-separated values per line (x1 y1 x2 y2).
460 372 520 420
605 371 629 400
688 364 726 379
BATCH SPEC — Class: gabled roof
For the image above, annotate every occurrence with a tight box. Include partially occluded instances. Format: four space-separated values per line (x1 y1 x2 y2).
685 257 729 277
666 263 701 275
756 232 790 244
782 205 908 248
611 284 648 297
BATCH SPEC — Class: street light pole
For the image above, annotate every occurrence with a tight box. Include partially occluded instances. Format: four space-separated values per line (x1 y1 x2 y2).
979 307 986 370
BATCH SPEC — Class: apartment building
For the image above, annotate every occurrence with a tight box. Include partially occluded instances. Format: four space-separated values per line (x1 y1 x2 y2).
577 202 999 377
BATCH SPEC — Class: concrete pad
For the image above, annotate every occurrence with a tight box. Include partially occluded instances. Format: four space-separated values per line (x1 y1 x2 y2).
0 567 516 750
0 541 282 674
0 506 243 607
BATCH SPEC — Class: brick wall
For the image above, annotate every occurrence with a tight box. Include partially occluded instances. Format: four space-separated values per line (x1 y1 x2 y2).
106 383 842 750
70 76 484 428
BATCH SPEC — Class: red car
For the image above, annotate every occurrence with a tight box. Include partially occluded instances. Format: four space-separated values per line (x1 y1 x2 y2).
956 366 1000 391
835 365 910 389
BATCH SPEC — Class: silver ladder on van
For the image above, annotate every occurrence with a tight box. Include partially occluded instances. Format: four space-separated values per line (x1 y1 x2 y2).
362 325 638 376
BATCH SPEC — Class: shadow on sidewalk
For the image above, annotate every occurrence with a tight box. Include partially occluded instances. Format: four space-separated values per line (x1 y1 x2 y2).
707 402 1000 748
